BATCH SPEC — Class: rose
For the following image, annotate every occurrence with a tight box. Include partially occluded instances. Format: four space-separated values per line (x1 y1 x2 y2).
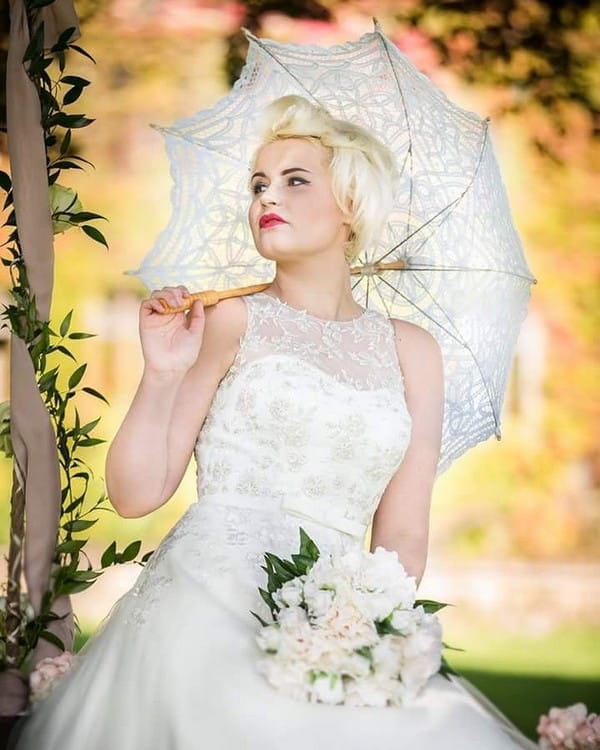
390 604 424 636
537 704 598 750
29 651 76 703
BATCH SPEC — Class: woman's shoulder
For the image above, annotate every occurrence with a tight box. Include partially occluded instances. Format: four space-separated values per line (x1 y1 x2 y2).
194 295 248 375
388 317 443 379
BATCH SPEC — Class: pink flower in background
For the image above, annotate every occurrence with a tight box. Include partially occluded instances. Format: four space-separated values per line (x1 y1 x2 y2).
537 703 600 750
29 652 77 703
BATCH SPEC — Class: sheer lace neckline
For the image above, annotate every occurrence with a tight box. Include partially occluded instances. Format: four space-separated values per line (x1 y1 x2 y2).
256 291 370 325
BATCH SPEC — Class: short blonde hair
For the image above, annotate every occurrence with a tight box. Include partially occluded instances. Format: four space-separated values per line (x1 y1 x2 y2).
251 95 398 264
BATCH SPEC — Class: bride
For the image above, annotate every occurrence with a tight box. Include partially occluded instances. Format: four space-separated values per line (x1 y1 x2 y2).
10 96 536 749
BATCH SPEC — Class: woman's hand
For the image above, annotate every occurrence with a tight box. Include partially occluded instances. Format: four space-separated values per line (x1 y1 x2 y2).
140 285 206 375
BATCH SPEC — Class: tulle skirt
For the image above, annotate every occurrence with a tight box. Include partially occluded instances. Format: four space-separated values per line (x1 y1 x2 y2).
9 506 537 750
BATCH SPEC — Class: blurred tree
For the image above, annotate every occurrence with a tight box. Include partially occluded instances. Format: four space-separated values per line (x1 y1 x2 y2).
393 0 599 158
225 0 332 85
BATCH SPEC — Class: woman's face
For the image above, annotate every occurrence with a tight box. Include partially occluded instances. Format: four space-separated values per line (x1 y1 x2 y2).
248 138 352 263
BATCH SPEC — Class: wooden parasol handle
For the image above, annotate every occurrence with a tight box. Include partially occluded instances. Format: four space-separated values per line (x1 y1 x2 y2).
157 260 408 314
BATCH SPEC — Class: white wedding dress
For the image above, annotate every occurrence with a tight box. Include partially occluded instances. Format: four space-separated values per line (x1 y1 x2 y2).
11 292 536 750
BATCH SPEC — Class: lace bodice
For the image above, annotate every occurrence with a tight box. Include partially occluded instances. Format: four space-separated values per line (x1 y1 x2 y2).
194 292 412 538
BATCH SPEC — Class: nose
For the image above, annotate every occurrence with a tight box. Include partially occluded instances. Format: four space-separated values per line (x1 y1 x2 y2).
259 183 279 206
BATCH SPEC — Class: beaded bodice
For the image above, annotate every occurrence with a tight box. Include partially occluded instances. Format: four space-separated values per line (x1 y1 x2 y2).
194 291 412 539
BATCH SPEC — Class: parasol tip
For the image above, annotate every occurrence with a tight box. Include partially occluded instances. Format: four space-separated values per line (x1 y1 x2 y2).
242 26 258 43
372 17 383 33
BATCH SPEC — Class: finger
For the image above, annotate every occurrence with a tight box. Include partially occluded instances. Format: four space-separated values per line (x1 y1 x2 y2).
186 299 205 332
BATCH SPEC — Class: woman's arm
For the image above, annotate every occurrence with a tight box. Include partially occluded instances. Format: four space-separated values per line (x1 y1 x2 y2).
370 319 444 584
105 292 245 518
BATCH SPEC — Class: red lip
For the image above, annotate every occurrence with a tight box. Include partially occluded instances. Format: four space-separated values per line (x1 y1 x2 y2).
259 213 287 229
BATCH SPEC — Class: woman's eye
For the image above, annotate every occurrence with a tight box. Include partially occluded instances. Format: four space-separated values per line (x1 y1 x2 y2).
251 182 267 195
288 176 308 186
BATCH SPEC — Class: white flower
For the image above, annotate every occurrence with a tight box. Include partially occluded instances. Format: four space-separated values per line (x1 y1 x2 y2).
302 580 335 619
309 672 345 705
256 625 281 654
390 606 423 636
258 657 309 702
274 577 305 608
344 674 394 707
29 651 77 703
314 597 379 651
371 634 404 677
399 614 443 697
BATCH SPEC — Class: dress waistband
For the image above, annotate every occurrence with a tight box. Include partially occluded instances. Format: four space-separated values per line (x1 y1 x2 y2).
198 491 367 540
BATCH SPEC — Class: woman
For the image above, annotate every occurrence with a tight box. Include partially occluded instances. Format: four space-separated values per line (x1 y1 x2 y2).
11 96 536 749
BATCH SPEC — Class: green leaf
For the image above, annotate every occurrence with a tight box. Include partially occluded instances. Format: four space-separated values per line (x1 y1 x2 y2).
0 171 12 192
61 75 90 87
59 129 72 156
39 630 65 650
68 332 96 339
51 160 84 171
140 550 155 564
101 541 117 568
299 527 320 562
79 417 101 435
63 86 83 106
121 540 142 563
51 26 77 51
62 518 97 533
70 569 101 582
81 225 108 248
82 386 109 404
415 599 451 614
60 310 73 337
56 539 86 555
68 45 96 63
69 212 106 223
77 437 105 447
250 611 270 627
49 113 94 129
68 363 87 389
55 344 77 361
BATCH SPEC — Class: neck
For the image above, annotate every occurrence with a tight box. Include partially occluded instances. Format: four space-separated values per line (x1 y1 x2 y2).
266 258 363 322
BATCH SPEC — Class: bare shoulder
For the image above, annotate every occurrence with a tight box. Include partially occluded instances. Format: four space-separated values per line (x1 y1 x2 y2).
389 317 442 360
202 294 247 339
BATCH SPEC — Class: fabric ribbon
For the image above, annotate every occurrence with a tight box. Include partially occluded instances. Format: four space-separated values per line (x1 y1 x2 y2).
6 0 80 685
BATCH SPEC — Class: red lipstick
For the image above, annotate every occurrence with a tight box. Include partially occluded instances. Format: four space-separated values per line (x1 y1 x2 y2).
259 213 287 229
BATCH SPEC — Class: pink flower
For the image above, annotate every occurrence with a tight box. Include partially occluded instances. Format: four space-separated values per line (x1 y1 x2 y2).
537 704 599 750
29 652 76 703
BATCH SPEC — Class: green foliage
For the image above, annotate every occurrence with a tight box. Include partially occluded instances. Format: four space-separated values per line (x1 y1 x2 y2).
0 2 152 671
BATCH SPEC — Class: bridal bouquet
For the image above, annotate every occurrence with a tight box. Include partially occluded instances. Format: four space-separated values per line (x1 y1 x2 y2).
253 529 451 707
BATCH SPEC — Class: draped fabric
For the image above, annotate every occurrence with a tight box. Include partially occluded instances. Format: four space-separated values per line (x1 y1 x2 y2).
1 0 80 715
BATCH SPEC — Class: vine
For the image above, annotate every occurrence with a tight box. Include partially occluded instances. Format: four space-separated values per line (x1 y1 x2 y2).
0 3 152 675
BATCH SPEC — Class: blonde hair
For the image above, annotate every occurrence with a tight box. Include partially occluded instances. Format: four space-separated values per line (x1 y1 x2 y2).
251 95 398 264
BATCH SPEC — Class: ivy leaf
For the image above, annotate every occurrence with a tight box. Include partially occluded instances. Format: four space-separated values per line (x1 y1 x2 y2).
82 225 108 248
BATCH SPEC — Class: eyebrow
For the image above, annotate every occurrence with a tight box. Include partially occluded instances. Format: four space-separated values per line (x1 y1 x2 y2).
250 167 312 181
